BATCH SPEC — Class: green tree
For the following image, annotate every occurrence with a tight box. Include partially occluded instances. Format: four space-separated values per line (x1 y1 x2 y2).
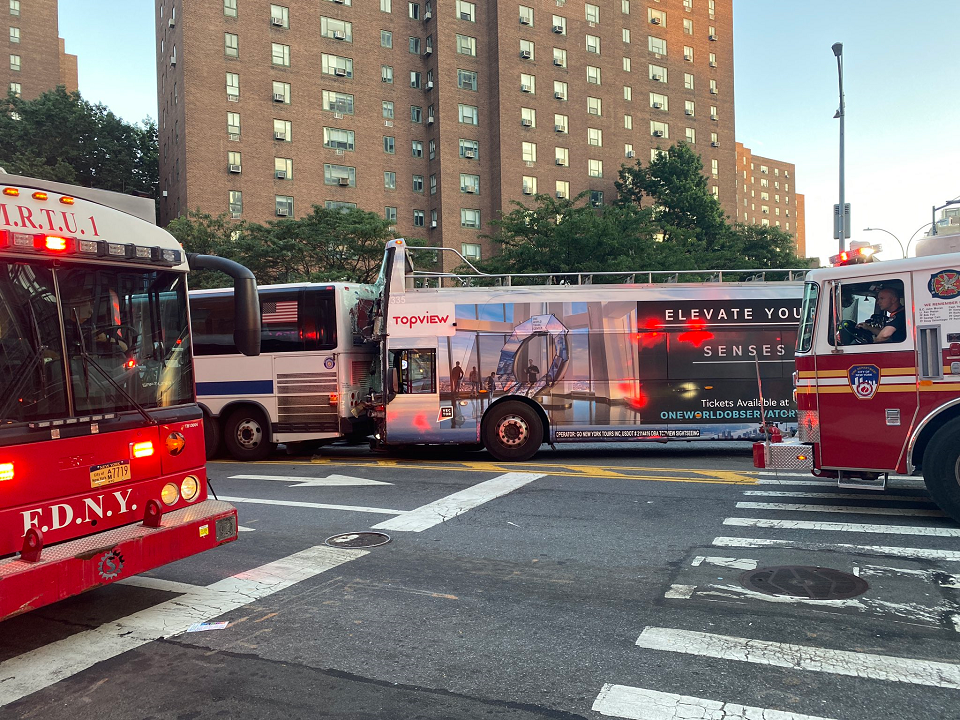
0 87 158 198
165 209 243 288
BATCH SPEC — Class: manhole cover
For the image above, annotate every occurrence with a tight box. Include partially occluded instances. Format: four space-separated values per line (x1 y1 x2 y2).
325 532 391 548
739 566 868 600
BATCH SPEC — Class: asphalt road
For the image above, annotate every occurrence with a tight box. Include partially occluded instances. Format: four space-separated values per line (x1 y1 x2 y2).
2 442 959 720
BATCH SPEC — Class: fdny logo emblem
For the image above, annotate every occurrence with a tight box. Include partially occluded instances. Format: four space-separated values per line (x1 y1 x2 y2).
848 364 880 400
928 270 960 299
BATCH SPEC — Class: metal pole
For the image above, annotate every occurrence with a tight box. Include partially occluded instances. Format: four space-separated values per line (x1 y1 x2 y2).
833 43 845 254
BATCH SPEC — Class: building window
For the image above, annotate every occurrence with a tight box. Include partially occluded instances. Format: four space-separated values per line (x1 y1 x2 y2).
430 174 437 194
381 30 392 47
413 210 425 227
552 15 566 34
9 26 18 43
651 120 668 138
227 112 241 137
273 81 291 103
651 92 668 110
381 0 392 11
711 132 719 145
322 90 354 114
462 243 481 261
410 71 422 89
520 73 536 94
429 140 436 160
321 17 352 41
457 34 476 56
586 66 601 85
384 172 396 189
385 206 397 222
587 96 601 116
324 164 356 186
520 39 534 60
684 73 694 90
275 195 294 217
649 64 666 82
648 8 666 26
409 36 421 54
555 147 569 166
519 5 534 25
685 127 696 144
683 46 694 62
522 176 538 195
458 104 479 125
411 105 422 123
270 5 289 27
521 107 537 127
322 54 352 77
710 52 717 67
228 191 242 216
273 119 292 142
228 151 241 169
622 86 632 102
412 174 424 192
458 69 478 91
272 43 291 66
323 127 355 151
223 0 237 17
622 28 630 43
710 79 718 94
461 209 481 229
554 81 568 100
622 0 630 13
624 143 633 158
459 139 479 158
586 35 600 54
648 36 666 55
326 201 356 212
590 190 604 207
412 140 424 157
709 26 717 39
226 72 240 99
461 173 480 193
683 18 693 34
275 157 293 179
685 99 695 116
588 159 602 178
409 2 420 19
382 65 394 83
624 114 633 130
457 0 475 21
556 180 570 199
224 33 238 57
9 81 20 97
623 57 631 72
522 141 537 163
381 101 395 119
585 3 599 23
554 48 567 67
554 114 568 133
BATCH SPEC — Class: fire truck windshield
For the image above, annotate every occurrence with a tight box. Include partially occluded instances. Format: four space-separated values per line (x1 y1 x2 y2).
797 282 819 353
0 262 193 424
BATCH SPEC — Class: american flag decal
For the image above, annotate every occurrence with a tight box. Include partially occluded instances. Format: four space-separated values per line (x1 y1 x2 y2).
262 300 298 324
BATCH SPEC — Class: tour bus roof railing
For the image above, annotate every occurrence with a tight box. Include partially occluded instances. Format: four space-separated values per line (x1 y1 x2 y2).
403 246 811 288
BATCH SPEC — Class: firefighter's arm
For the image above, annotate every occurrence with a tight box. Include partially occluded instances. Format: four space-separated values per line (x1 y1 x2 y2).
873 325 896 343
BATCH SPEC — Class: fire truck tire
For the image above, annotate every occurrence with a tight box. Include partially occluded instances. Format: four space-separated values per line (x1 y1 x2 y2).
921 419 960 524
224 406 276 462
482 401 543 462
203 411 222 459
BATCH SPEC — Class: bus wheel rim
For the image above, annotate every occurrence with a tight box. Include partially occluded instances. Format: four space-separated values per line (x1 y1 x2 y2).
236 418 263 449
498 415 528 447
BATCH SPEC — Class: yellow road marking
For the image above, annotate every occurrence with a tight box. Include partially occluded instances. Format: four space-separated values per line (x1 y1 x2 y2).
210 457 757 485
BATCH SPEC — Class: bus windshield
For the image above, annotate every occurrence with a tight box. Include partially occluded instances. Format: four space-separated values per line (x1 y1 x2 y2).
0 262 193 424
797 282 819 353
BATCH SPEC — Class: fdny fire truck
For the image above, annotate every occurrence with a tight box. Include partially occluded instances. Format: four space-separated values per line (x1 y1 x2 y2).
0 175 260 621
758 250 960 523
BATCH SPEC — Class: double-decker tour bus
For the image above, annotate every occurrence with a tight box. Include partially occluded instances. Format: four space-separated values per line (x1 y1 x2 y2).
0 174 260 622
190 282 377 460
365 240 808 461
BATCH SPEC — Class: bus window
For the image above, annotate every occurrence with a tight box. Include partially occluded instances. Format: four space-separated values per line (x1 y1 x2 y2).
190 294 239 356
259 291 301 353
830 279 906 346
302 288 338 351
389 349 437 394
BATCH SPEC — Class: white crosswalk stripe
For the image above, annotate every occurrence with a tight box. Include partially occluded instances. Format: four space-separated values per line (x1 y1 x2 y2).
735 501 945 517
723 517 960 536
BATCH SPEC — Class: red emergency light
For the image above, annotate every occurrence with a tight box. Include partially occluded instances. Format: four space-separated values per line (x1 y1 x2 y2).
829 244 881 266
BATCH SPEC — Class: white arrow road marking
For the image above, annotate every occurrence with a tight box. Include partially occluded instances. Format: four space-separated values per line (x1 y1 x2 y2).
228 474 393 487
0 546 366 708
635 627 960 689
220 496 407 516
593 683 838 720
237 525 256 532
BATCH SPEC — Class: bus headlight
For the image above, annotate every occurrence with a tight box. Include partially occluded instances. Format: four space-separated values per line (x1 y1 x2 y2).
161 482 180 506
181 475 200 502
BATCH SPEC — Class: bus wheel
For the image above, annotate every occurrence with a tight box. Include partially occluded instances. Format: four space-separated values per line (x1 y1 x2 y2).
482 402 543 462
203 412 222 459
224 407 275 462
922 418 960 523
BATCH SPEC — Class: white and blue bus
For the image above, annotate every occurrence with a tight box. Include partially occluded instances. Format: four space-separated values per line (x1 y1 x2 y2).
190 282 376 460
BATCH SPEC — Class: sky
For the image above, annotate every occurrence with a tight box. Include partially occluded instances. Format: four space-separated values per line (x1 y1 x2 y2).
57 1 960 265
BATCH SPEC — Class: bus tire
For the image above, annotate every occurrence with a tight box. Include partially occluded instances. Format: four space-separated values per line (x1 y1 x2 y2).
203 411 222 459
482 402 543 462
921 418 960 523
224 406 275 462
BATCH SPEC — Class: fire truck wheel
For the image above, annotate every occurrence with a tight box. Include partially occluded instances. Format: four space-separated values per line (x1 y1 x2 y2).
482 402 543 462
922 418 960 524
224 406 276 462
203 412 222 459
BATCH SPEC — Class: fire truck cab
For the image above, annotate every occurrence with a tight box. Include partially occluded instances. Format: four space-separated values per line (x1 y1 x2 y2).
788 253 960 522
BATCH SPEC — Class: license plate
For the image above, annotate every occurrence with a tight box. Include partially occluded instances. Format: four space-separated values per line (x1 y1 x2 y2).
90 460 131 488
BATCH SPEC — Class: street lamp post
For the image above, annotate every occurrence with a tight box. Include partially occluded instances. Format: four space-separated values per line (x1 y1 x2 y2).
863 222 935 258
832 42 846 254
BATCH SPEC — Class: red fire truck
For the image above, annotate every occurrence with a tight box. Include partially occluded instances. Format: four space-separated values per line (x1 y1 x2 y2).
0 175 260 621
758 250 960 523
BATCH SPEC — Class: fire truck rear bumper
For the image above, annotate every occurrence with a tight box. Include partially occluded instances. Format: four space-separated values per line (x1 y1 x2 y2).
0 500 237 622
752 441 814 471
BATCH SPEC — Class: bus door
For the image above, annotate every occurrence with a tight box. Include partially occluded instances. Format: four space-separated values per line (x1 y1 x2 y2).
816 274 916 472
384 339 443 443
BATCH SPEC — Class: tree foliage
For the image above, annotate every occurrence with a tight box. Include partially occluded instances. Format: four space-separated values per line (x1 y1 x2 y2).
482 142 804 276
167 206 416 289
0 87 157 198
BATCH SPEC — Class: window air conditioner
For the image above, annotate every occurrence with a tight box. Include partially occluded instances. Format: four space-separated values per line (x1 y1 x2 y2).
709 34 717 40
684 54 692 61
275 170 287 179
710 88 718 94
464 185 477 193
464 149 476 158
168 18 175 28
334 67 347 76
685 109 693 115
424 46 433 55
553 25 563 33
626 150 635 158
276 207 289 216
333 30 345 40
523 187 533 195
554 91 564 99
521 118 532 126
710 113 718 120
521 83 530 92
652 74 663 81
587 45 597 53
274 131 286 140
230 212 241 219
461 12 471 20
652 102 662 109
427 115 435 124
652 130 664 137
520 50 532 59
425 9 432 19
170 56 176 66
228 132 241 141
554 124 564 132
711 141 720 147
430 220 437 228
426 81 434 89
553 58 563 66
228 94 240 102
271 17 284 26
556 191 566 198
520 16 530 25
228 164 242 173
651 17 661 24
709 60 717 67
555 158 565 165
333 0 345 4
273 92 285 102
338 177 350 186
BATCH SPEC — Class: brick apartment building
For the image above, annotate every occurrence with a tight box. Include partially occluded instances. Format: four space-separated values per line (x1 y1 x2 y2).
3 0 77 101
156 0 736 267
735 141 805 257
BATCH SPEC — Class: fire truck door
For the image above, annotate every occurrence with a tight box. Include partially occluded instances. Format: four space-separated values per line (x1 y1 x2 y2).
816 275 916 473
